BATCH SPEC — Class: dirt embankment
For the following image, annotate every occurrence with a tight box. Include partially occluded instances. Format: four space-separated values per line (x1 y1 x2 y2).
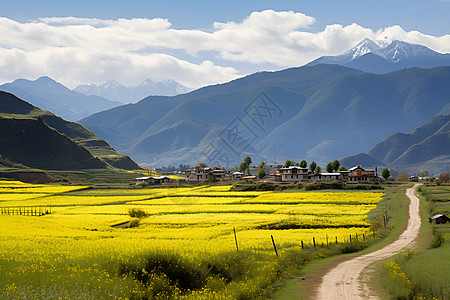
0 171 57 183
315 184 421 300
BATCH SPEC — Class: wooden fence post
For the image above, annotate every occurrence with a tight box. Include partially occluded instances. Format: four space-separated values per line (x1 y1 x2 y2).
233 227 239 251
313 237 316 247
271 235 278 257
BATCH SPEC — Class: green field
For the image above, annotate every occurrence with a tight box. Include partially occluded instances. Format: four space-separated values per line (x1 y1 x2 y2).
382 184 449 300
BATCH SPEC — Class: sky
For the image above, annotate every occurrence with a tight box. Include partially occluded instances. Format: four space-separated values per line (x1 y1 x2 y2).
1 0 449 89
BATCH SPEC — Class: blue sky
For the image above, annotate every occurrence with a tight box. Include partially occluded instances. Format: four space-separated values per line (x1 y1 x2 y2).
0 0 449 88
3 0 449 35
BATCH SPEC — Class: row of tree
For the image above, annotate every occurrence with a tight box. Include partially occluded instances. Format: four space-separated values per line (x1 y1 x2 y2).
238 156 267 179
237 156 394 180
284 159 347 173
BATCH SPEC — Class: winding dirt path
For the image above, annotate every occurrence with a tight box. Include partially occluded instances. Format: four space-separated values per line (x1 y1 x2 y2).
315 184 422 300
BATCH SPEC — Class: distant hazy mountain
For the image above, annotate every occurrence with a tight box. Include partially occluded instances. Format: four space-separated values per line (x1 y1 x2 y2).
0 91 140 170
339 153 385 170
340 115 450 174
79 65 450 168
0 77 121 121
75 79 192 103
308 38 450 73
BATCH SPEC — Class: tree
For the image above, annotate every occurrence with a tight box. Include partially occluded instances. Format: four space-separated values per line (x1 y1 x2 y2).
338 166 347 171
299 160 307 168
382 168 391 180
439 173 449 182
243 156 252 167
332 160 340 172
309 161 317 173
285 160 295 167
396 173 409 181
418 169 430 177
256 161 266 179
239 162 247 173
316 165 322 173
326 162 334 173
239 156 252 174
207 173 218 183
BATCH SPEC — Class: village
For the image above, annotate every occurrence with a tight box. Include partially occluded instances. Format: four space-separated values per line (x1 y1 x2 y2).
136 161 382 185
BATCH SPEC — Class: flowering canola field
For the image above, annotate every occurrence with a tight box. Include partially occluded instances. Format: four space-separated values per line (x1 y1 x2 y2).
0 180 383 298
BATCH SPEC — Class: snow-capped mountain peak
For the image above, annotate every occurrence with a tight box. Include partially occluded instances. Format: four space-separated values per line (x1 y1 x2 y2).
346 38 387 60
99 80 125 90
308 38 450 74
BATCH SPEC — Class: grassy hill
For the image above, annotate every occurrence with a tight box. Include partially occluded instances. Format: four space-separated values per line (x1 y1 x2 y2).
0 91 141 170
0 118 106 170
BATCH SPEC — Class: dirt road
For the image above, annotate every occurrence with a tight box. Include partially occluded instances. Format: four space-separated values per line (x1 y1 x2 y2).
315 184 421 300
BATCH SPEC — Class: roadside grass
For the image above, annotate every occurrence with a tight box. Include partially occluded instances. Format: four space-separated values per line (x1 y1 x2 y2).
380 184 449 300
273 184 413 300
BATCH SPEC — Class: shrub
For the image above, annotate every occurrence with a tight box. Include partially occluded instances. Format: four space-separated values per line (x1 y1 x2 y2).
128 208 148 218
430 228 444 249
128 218 140 228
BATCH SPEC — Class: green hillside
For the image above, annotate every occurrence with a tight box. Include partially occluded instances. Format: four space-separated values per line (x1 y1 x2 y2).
0 118 106 170
0 91 141 170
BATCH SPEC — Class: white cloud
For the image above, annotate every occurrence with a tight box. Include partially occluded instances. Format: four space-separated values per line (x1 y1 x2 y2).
0 11 449 89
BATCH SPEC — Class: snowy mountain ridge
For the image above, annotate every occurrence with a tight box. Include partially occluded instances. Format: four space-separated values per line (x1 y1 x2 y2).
308 38 450 73
75 78 191 103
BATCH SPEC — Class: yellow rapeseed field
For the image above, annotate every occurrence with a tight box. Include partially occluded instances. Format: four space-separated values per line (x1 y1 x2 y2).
0 180 384 298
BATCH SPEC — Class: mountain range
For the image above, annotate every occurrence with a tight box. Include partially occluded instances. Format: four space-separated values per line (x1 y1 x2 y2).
0 77 121 121
308 38 450 74
75 79 191 103
0 91 140 170
79 64 450 171
340 115 450 174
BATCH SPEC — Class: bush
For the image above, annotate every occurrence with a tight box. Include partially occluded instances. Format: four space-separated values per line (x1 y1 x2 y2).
304 182 344 191
231 182 279 191
430 228 444 249
128 208 148 218
119 251 276 299
128 218 140 228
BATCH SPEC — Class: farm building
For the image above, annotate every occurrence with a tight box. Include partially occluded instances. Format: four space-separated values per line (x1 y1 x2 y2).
232 171 244 179
278 166 308 182
346 165 381 183
136 176 171 185
428 214 450 224
185 162 231 181
277 165 380 183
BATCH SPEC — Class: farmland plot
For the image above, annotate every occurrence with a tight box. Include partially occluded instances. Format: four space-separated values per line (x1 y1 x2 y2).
0 180 383 299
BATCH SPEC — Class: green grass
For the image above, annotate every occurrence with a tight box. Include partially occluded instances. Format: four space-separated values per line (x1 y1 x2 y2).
48 169 142 187
380 184 450 299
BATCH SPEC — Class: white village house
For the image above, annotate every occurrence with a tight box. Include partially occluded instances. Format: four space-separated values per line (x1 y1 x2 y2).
278 166 308 182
